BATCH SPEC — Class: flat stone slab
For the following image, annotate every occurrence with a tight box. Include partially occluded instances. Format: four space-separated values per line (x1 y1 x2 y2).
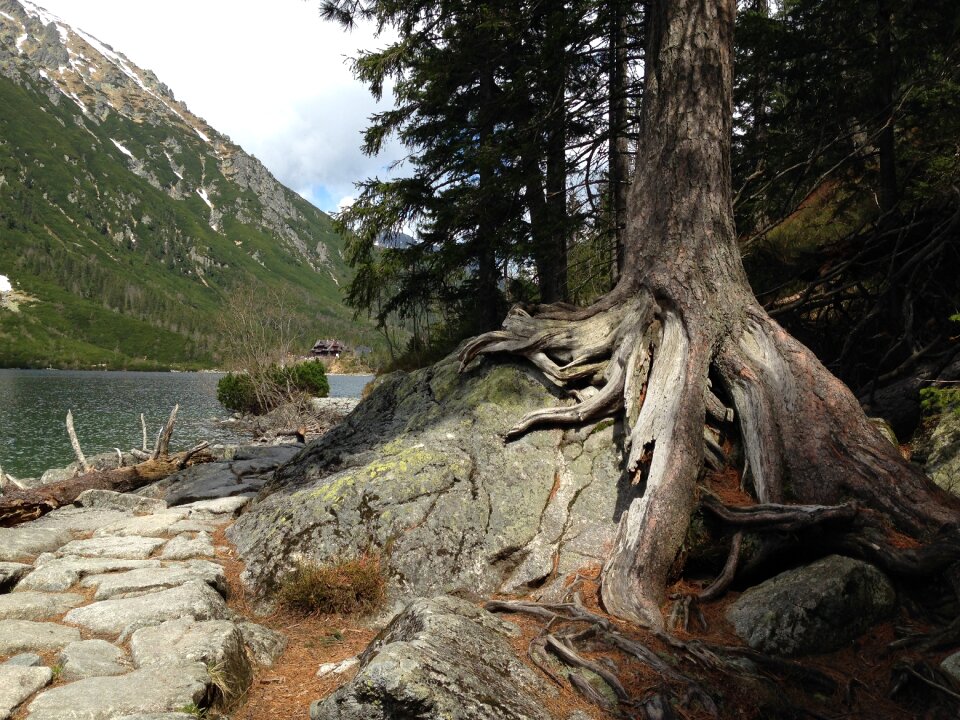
727 555 896 656
18 558 161 593
56 536 165 560
0 529 72 562
29 508 132 533
75 490 167 514
0 563 31 593
160 533 214 560
178 496 253 516
3 655 41 668
24 663 208 720
0 592 84 621
93 512 188 539
130 619 252 696
163 464 260 506
0 620 80 655
0 665 52 719
114 714 197 720
63 581 229 637
82 562 227 600
58 640 130 681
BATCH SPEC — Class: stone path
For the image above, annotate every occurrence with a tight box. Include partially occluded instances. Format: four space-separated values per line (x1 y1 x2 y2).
0 446 299 720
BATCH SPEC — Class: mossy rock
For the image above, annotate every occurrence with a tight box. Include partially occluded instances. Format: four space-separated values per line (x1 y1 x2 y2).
228 351 625 604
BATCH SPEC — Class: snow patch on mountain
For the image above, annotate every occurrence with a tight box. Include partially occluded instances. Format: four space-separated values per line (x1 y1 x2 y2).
110 139 134 159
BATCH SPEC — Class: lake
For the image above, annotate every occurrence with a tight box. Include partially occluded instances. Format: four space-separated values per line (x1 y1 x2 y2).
0 369 373 479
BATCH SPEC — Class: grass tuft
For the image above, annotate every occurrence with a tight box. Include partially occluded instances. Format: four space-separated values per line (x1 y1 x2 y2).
277 554 386 616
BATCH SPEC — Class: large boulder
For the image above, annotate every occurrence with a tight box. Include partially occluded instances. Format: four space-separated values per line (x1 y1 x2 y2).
228 356 624 602
924 411 960 496
727 555 896 656
310 596 555 720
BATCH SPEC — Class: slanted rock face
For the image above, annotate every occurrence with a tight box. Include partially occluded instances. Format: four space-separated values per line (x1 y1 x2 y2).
925 411 960 496
727 555 896 657
310 596 555 720
228 355 625 602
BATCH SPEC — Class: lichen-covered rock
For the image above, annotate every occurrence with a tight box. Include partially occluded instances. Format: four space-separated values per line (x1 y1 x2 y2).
229 356 623 603
925 411 960 496
727 555 896 656
310 596 554 720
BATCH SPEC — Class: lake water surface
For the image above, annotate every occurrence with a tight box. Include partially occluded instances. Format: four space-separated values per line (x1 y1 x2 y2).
0 369 372 478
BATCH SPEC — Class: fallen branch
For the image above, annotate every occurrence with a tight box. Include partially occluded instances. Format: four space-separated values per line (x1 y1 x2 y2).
0 446 213 527
66 410 90 474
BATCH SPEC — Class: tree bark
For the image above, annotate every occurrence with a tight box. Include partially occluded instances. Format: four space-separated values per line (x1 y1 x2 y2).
459 0 960 628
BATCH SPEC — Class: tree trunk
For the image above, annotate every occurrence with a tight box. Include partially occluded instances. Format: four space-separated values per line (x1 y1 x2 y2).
608 0 630 281
458 0 960 628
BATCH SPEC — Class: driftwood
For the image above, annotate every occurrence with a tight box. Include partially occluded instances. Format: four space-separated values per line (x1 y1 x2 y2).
0 405 210 527
0 445 212 527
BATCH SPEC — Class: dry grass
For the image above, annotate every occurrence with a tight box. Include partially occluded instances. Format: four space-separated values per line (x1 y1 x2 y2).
212 528 378 720
276 555 386 617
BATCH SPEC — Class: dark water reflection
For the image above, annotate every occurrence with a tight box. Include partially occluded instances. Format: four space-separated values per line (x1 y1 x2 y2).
0 370 372 478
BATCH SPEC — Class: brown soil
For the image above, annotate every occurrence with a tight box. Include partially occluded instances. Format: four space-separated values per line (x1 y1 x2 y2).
213 527 377 720
213 529 957 720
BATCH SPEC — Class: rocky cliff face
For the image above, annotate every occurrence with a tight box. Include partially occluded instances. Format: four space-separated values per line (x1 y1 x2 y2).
0 0 370 367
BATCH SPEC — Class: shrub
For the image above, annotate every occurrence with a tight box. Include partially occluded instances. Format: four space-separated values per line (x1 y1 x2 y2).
287 360 329 397
216 372 260 414
217 361 329 415
277 554 386 616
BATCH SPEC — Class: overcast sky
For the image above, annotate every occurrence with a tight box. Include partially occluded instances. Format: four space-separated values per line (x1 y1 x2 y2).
33 0 402 213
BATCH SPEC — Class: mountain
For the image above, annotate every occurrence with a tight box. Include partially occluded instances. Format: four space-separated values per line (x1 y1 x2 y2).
0 0 376 369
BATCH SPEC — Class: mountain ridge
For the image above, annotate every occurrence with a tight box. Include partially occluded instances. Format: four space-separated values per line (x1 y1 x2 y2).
0 0 374 369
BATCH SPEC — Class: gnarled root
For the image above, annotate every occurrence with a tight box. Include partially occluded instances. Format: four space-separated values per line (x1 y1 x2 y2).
461 294 960 629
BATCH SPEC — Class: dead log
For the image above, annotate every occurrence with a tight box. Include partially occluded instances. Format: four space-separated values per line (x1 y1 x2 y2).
0 447 213 527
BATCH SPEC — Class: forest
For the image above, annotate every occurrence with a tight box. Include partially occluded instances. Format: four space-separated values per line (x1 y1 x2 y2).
329 0 959 415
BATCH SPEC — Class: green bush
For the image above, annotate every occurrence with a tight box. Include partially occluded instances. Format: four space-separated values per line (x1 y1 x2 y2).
216 361 329 415
216 372 260 414
287 360 330 397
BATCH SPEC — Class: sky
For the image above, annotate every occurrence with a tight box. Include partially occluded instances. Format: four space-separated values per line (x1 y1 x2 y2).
32 0 403 213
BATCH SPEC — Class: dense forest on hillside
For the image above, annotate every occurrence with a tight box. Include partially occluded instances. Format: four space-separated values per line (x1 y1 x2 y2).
330 0 959 397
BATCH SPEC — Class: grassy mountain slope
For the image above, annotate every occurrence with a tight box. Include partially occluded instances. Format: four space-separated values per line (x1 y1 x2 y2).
0 0 376 369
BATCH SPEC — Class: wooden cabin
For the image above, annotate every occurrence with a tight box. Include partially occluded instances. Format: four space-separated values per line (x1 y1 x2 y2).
310 339 346 358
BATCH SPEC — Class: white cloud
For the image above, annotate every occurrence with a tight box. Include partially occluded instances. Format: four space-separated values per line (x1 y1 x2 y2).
34 0 404 212
336 195 356 212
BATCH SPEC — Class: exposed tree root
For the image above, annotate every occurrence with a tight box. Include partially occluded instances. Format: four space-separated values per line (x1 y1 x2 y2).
459 294 960 629
487 598 849 718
